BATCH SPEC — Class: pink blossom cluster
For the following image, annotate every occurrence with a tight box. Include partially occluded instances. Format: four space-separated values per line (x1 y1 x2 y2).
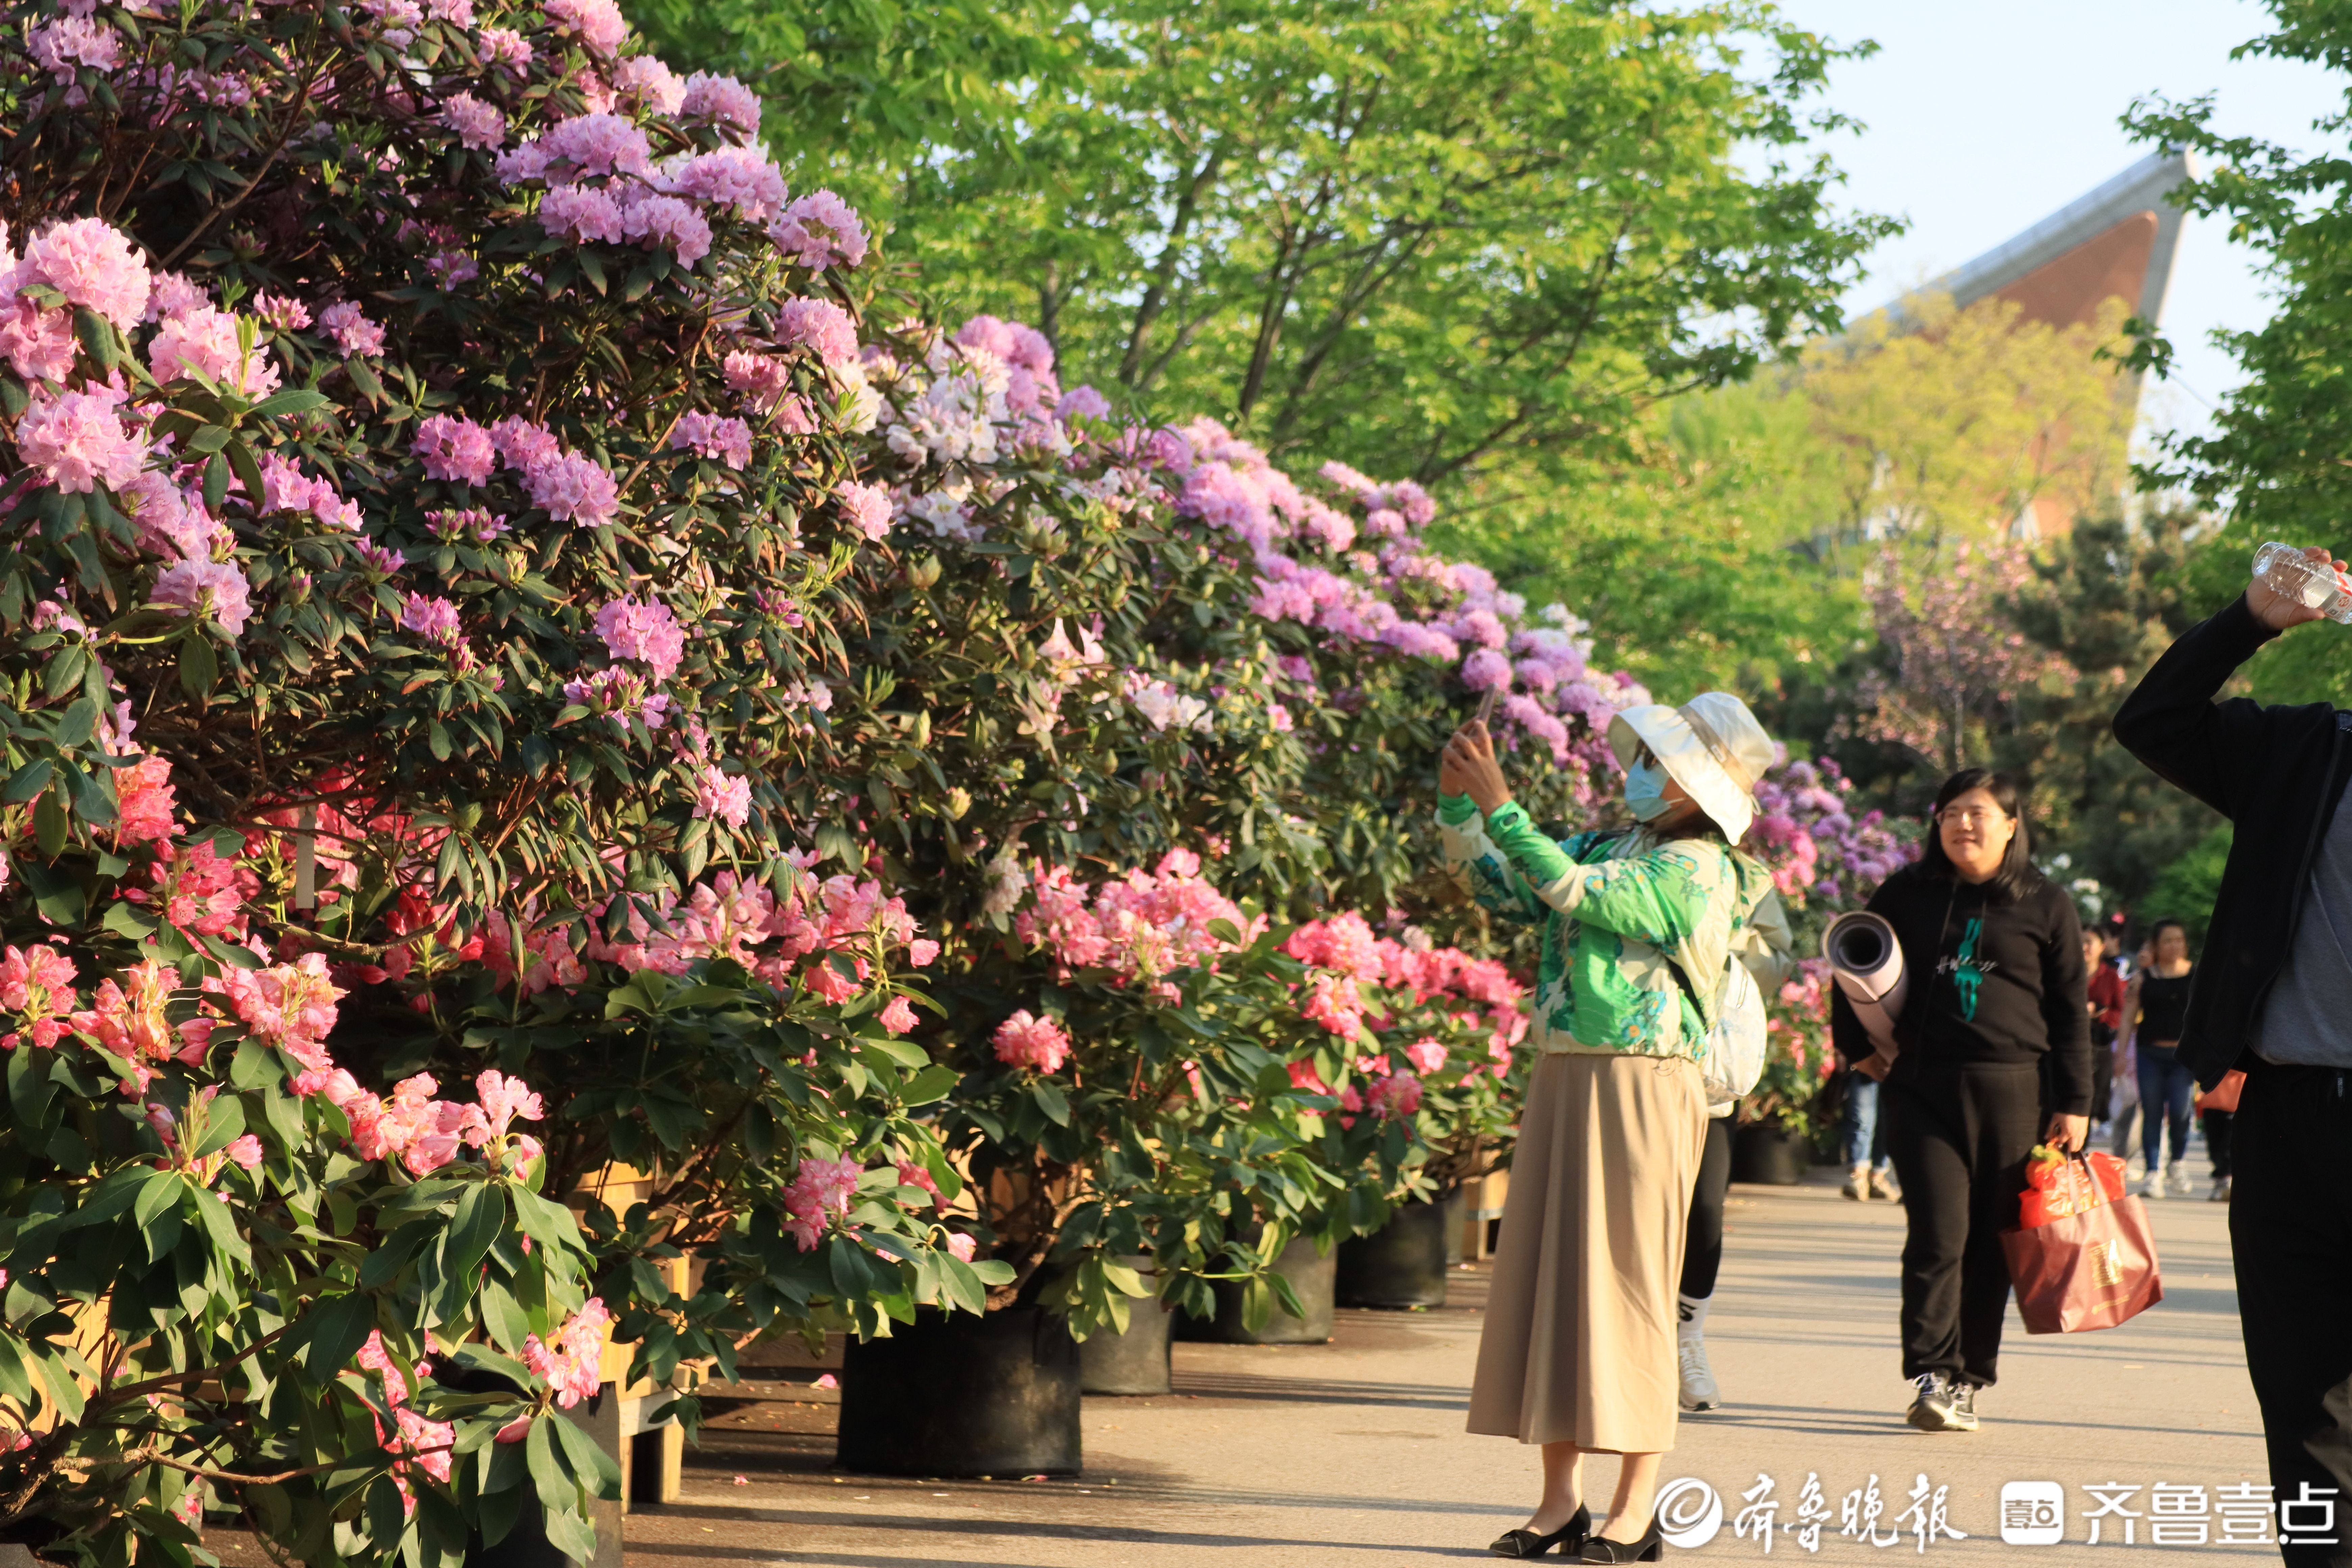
583 865 929 1003
0 945 80 1051
670 410 753 469
563 665 672 732
680 71 761 135
357 1330 457 1488
412 414 497 484
1012 848 1265 990
314 300 386 358
782 1154 862 1250
523 1298 614 1410
257 453 360 527
770 190 869 272
592 594 686 680
294 1067 545 1179
991 1009 1072 1074
775 297 859 368
1282 914 1528 1076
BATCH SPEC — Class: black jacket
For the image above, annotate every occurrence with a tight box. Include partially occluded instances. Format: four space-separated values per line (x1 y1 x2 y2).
2112 594 2352 1086
1830 862 2093 1112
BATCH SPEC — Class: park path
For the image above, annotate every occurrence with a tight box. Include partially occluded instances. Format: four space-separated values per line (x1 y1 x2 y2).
621 1168 2271 1567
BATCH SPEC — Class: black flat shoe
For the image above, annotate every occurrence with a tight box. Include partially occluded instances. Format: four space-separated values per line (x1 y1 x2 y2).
1579 1516 1663 1563
1490 1504 1591 1558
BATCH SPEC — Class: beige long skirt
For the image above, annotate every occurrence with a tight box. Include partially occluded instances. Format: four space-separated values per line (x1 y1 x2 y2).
1467 1051 1708 1453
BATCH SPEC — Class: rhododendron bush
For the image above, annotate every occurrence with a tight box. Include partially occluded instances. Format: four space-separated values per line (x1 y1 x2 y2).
0 1 980 1560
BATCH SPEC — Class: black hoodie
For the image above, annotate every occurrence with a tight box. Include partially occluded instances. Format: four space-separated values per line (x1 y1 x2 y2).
1830 862 2093 1114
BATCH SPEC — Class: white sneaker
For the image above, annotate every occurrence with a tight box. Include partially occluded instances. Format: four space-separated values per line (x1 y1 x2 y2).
2137 1171 2163 1199
1841 1163 1870 1201
2166 1162 2186 1198
2209 1175 2232 1203
1906 1372 1963 1432
1868 1167 1900 1202
1677 1295 1719 1411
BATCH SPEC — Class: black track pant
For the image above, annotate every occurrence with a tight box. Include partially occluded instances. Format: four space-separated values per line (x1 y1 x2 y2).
1882 1060 2040 1388
1681 1116 1733 1300
2234 1060 2352 1568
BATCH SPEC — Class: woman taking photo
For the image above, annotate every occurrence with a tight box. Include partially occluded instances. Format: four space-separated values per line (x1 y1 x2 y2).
1829 768 2091 1435
2121 919 2198 1198
1439 693 1779 1562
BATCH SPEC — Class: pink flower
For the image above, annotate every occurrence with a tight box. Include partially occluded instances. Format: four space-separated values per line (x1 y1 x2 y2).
836 480 890 540
803 958 858 1004
680 71 760 135
16 219 148 329
536 185 626 245
669 411 752 469
399 593 462 647
521 449 620 528
0 299 76 382
499 113 652 186
439 92 505 151
665 147 787 222
991 1009 1070 1074
1057 386 1110 422
592 595 685 680
775 297 858 368
151 558 252 637
29 17 121 83
15 389 145 493
878 995 918 1035
723 351 793 414
315 300 386 358
770 190 868 271
945 1232 977 1263
488 416 561 471
895 1160 938 1204
522 1298 613 1409
1404 1038 1448 1075
813 1372 840 1390
622 194 712 267
1367 1070 1423 1120
612 54 685 113
412 413 496 484
222 1134 263 1171
478 26 531 69
907 939 940 968
113 756 178 847
0 946 78 1050
205 954 344 1071
693 764 751 828
543 0 627 56
254 293 310 330
1460 648 1512 691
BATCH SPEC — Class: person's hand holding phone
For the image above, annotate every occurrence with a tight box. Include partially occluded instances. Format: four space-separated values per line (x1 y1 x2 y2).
1441 712 1512 816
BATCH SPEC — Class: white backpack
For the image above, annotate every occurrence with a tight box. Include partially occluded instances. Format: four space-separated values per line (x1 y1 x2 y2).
1666 944 1770 1109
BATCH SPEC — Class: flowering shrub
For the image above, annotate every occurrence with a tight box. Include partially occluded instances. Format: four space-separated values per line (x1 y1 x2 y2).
0 1 983 1559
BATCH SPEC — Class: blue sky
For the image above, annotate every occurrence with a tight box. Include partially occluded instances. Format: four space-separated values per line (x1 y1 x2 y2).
1778 0 2346 447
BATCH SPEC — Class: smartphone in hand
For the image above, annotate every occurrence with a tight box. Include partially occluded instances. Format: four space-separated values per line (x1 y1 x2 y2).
1473 686 1499 728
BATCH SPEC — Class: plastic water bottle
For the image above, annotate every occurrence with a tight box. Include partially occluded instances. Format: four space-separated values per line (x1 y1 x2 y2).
2253 542 2352 623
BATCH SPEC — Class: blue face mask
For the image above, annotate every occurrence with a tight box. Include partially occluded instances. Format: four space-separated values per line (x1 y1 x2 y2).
1624 757 1676 822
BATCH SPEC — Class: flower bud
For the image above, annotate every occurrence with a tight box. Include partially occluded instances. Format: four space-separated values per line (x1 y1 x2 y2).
944 787 971 820
907 555 942 590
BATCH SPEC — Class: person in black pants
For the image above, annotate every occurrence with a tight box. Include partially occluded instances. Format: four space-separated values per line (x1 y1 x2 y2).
2122 919 2199 1197
2114 547 2352 1568
1830 768 2090 1436
1676 1114 1733 1411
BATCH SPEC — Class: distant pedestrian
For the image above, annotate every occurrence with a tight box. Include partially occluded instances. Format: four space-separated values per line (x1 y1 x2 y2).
2120 919 2197 1198
1838 1059 1898 1202
1829 768 2090 1437
2084 925 2127 1136
1440 693 1778 1562
2114 545 2352 1568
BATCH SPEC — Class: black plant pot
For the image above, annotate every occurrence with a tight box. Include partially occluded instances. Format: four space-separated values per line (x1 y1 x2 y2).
1078 1300 1172 1396
1732 1121 1807 1186
837 1306 1082 1477
1336 1196 1453 1308
1443 1186 1468 1269
1175 1233 1336 1345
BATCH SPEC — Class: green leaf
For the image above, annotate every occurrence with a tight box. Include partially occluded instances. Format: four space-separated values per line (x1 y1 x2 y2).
901 1063 959 1106
54 697 99 750
201 451 229 513
177 634 217 701
439 1183 506 1288
345 356 387 403
2 760 53 804
297 1293 376 1373
32 791 67 858
549 1409 621 1499
249 389 330 419
1031 1079 1070 1127
73 309 118 371
225 437 265 505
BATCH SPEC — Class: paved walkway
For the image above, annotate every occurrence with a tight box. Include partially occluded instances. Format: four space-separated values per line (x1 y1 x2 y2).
623 1169 2272 1566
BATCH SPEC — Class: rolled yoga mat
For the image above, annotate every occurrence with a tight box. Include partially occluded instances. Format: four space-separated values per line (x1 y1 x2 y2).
1822 910 1906 1061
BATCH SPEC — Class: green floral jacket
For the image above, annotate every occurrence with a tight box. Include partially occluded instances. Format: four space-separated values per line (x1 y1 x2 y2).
1438 794 1783 1060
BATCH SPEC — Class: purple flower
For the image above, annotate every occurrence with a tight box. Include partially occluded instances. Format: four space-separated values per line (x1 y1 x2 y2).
1145 427 1194 473
621 194 711 268
16 218 149 330
489 417 562 472
425 508 508 543
680 71 760 136
774 297 858 368
669 411 752 469
427 250 479 291
537 186 626 245
1460 649 1512 691
152 558 251 637
254 293 310 330
315 301 386 358
29 17 120 83
477 26 531 69
412 414 496 485
15 388 144 493
611 55 685 113
354 539 405 574
1057 386 1111 422
498 114 653 187
770 190 868 271
593 595 685 681
400 592 463 647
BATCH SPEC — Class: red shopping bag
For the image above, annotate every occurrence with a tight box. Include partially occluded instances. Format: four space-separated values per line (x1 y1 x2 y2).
2196 1069 2246 1114
2017 1146 2127 1228
2002 1153 2163 1334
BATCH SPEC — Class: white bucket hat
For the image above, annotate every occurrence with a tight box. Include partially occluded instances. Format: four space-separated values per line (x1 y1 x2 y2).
1606 691 1775 845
